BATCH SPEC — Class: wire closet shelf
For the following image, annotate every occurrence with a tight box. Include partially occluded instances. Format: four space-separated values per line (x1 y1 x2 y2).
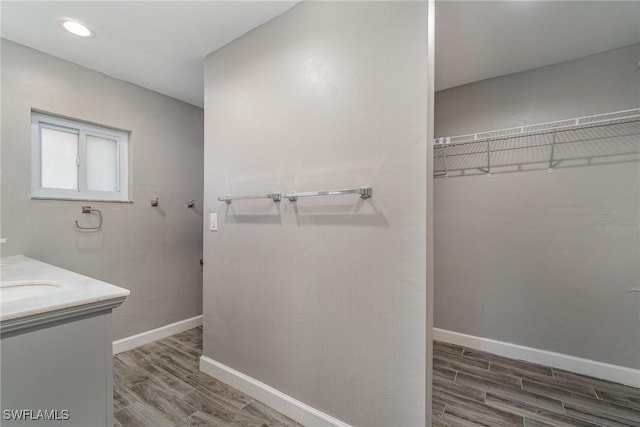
434 108 640 177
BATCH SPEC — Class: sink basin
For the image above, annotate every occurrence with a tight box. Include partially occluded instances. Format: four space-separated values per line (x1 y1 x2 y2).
0 280 60 303
0 256 129 325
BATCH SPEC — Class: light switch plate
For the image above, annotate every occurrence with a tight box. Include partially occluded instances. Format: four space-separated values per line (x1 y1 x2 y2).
209 213 218 231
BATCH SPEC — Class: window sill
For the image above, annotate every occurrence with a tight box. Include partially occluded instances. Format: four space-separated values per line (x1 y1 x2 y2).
31 197 134 204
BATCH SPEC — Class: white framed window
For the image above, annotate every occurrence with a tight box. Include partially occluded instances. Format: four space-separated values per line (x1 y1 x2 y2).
31 111 130 202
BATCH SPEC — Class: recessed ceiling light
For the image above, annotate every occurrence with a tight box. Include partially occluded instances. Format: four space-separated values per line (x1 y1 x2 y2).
60 19 95 38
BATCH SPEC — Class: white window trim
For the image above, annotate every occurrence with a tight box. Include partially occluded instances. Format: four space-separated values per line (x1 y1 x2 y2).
31 111 130 202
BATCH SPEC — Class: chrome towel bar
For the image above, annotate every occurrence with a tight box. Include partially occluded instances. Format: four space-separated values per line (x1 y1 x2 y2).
284 187 372 202
218 187 373 204
218 193 281 204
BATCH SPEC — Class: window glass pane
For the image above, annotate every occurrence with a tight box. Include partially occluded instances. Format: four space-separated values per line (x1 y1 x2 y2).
86 135 118 192
41 127 78 190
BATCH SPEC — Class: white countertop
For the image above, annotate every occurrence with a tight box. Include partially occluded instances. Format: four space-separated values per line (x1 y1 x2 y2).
1 255 130 322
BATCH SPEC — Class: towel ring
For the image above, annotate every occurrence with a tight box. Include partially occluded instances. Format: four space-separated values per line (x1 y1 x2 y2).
75 206 103 231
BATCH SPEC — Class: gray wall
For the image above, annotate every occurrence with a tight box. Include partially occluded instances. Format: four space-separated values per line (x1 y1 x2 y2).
434 44 640 368
1 40 204 340
203 2 429 426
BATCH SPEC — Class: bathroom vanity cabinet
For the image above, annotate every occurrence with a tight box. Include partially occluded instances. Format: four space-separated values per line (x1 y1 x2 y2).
0 256 129 427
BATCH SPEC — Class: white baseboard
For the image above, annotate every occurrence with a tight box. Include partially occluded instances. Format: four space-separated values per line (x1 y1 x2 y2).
199 355 352 427
433 328 640 388
112 315 203 355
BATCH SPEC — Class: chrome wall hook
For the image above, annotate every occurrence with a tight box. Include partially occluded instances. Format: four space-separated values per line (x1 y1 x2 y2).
187 200 195 208
151 198 159 207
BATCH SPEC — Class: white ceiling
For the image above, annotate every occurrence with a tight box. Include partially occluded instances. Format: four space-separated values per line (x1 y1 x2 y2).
1 1 639 107
435 1 640 91
0 1 298 107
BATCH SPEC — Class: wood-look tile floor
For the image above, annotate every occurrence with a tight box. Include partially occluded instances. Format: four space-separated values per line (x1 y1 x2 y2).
114 328 640 427
113 327 303 427
433 340 640 427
